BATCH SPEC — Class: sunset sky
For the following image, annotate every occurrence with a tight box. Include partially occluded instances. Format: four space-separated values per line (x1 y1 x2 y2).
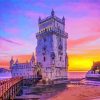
0 0 100 71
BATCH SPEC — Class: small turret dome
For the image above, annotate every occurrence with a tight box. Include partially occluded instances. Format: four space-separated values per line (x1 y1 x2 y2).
51 9 55 16
38 16 41 23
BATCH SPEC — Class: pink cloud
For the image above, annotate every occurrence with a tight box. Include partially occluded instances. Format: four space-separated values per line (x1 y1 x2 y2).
4 27 20 34
66 17 100 40
24 10 47 19
0 37 23 51
0 37 35 57
68 34 100 49
54 1 100 17
0 36 22 45
34 2 49 8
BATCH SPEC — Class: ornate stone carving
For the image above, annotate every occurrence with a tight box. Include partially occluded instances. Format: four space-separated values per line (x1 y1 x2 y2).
50 52 55 59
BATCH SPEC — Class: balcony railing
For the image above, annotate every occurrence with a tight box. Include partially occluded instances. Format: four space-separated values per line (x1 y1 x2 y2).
36 27 68 38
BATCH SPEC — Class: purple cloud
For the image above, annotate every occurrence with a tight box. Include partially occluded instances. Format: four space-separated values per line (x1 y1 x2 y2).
4 28 20 35
0 36 22 45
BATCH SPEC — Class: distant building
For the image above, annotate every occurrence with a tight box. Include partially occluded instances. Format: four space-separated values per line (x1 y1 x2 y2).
10 53 35 79
86 61 100 81
36 10 68 81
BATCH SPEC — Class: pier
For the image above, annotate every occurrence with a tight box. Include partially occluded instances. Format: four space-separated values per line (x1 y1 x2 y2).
0 77 23 100
0 76 42 100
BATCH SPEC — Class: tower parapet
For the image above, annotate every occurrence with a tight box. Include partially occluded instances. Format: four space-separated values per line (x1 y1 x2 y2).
38 10 66 32
36 27 68 39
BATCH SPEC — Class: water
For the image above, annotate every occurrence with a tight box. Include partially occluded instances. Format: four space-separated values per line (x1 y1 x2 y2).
92 99 100 100
0 72 11 80
16 84 67 100
1 71 100 100
15 72 86 100
68 71 86 79
0 71 87 100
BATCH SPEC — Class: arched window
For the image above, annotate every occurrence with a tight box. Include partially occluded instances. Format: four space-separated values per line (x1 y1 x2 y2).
44 56 46 62
43 38 46 42
60 57 62 61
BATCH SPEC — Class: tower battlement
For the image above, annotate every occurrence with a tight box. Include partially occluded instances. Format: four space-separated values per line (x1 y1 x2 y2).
36 27 68 39
38 15 65 25
38 10 65 32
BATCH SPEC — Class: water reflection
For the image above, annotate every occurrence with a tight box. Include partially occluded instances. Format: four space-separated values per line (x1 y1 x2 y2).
16 84 67 100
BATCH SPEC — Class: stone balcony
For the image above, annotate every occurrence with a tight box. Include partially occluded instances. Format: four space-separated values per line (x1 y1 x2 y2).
36 27 68 38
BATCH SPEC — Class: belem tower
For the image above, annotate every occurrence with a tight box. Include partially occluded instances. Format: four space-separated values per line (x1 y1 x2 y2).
10 10 68 83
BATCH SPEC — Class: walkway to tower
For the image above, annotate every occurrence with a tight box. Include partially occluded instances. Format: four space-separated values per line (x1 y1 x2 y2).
0 77 23 100
0 75 42 100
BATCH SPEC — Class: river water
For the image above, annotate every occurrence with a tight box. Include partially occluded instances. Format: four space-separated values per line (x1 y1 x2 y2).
15 72 87 100
0 72 87 100
68 71 86 78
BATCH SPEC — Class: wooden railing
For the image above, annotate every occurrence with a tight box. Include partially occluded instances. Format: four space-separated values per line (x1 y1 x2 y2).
0 77 23 99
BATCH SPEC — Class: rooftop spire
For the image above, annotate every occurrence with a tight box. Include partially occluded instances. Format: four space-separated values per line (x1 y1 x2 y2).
11 56 13 60
38 16 41 24
31 52 35 62
51 9 55 16
62 16 65 24
15 59 18 64
10 56 14 68
10 56 14 63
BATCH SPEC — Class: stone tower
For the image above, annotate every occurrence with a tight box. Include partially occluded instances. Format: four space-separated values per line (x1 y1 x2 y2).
36 10 68 81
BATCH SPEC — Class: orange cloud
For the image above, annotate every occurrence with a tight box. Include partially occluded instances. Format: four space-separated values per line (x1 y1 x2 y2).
0 61 9 69
0 54 32 69
1 49 100 72
68 34 100 48
13 54 32 63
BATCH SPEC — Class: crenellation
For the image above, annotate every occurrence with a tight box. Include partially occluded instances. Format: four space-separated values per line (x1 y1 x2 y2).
36 27 68 39
39 15 65 26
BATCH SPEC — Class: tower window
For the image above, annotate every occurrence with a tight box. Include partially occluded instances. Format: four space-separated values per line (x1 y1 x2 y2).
60 38 61 42
43 38 46 42
43 47 46 51
43 56 46 62
57 23 58 27
60 57 62 61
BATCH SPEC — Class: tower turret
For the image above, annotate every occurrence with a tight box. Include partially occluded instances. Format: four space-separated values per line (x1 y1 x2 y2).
38 9 65 32
51 9 55 16
62 16 65 25
30 52 35 66
15 59 18 64
10 57 14 69
38 17 41 24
